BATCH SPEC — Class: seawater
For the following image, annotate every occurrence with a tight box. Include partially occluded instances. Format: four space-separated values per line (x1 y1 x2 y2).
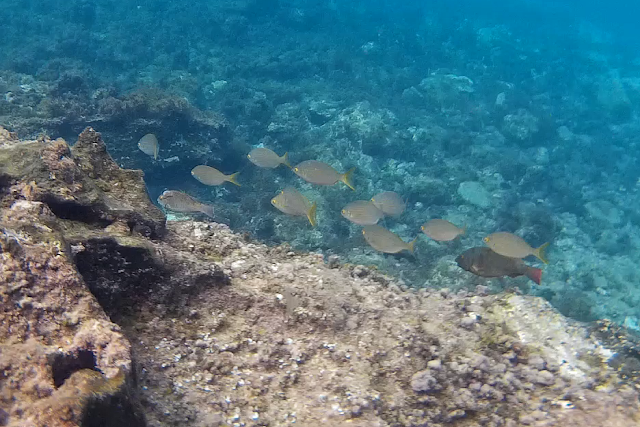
1 0 640 327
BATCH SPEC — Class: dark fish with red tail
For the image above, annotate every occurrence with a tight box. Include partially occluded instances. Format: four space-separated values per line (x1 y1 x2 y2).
455 247 542 285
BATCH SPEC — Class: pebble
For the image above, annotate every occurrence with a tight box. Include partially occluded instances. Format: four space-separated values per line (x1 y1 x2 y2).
527 355 546 370
460 314 479 329
427 359 442 370
411 370 438 393
535 370 556 386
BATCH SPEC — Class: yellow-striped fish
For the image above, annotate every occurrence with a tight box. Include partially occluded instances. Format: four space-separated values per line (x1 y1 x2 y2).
157 190 214 218
483 232 549 264
191 165 240 186
271 187 317 227
341 200 384 225
138 133 159 160
293 160 355 190
362 225 417 254
371 191 405 217
421 219 466 241
247 147 291 168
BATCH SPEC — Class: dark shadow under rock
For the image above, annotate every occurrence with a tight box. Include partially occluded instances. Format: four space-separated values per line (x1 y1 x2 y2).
72 236 229 321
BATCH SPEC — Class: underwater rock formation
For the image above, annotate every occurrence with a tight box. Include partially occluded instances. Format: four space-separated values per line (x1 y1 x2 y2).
0 128 146 425
1 127 639 426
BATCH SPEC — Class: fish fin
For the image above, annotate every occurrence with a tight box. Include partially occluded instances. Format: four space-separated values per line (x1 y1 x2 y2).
534 242 550 264
227 172 241 186
282 152 291 168
307 202 317 227
526 267 543 285
406 236 418 254
341 167 356 191
460 224 467 236
200 204 215 219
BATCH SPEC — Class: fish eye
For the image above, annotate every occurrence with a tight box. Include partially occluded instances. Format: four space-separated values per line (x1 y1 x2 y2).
271 199 276 204
294 167 299 171
483 237 489 242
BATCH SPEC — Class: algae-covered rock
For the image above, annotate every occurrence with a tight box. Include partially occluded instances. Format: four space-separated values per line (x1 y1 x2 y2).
0 201 142 427
0 126 165 239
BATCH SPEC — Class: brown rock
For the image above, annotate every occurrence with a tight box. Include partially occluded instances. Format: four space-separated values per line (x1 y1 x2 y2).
0 201 141 426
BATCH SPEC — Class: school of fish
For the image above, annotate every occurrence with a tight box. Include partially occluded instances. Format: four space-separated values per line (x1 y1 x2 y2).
140 136 550 285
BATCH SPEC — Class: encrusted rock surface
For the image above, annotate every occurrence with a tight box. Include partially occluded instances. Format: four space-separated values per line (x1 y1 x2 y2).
1 127 639 426
0 126 166 239
128 221 640 427
0 190 138 425
0 127 159 426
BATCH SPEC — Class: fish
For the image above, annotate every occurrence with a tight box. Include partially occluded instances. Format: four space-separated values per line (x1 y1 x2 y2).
371 191 405 217
247 147 291 168
421 219 466 241
138 133 159 160
456 247 542 285
191 165 240 186
293 160 355 190
341 200 384 225
483 232 549 264
271 187 317 227
157 190 215 218
362 225 417 254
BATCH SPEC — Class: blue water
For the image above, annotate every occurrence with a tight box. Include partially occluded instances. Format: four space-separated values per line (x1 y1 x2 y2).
1 0 640 327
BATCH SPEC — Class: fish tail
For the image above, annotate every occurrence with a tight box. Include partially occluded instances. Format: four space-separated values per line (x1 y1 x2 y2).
460 224 467 236
406 236 418 254
526 267 543 285
307 202 317 227
154 144 159 161
200 204 215 219
341 167 356 191
282 152 291 168
534 242 550 264
227 172 241 186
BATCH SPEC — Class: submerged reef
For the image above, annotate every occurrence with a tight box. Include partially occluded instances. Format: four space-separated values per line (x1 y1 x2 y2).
1 128 639 426
2 0 640 329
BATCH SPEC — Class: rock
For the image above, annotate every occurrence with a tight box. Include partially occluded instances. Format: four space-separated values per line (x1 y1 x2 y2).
528 355 546 370
502 108 539 141
596 72 632 118
427 359 442 370
418 73 475 102
457 181 491 208
411 370 439 393
535 370 556 386
584 200 623 226
460 315 479 328
0 200 142 426
0 127 166 239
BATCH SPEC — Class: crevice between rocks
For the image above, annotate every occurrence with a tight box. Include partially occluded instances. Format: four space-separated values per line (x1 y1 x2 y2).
72 238 163 319
42 195 113 228
49 349 99 388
